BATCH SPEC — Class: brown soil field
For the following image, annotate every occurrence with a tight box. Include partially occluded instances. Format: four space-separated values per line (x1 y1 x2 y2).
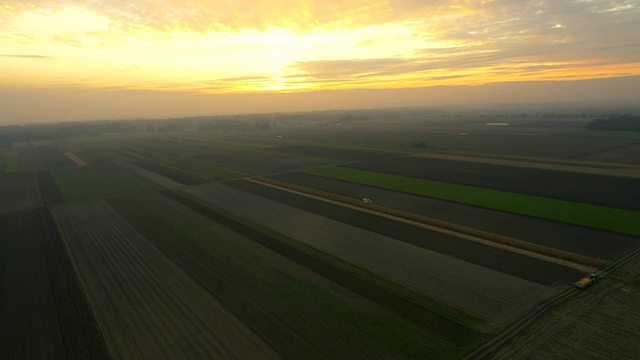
0 172 42 214
196 149 336 174
273 172 638 260
267 145 396 161
0 208 109 359
489 255 640 360
63 152 88 167
580 143 640 165
229 179 584 285
347 156 640 211
108 194 462 359
52 201 280 359
183 183 555 325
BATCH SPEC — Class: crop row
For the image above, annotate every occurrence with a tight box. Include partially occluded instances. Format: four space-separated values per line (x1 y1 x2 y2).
108 194 449 359
250 176 603 270
0 208 108 359
181 183 552 325
52 200 278 359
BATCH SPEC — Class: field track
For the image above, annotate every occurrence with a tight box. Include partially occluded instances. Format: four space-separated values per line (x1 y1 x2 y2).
488 250 640 360
52 201 280 359
236 178 594 276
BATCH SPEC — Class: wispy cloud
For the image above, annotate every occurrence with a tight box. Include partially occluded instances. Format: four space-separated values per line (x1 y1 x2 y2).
0 53 53 59
1 0 639 93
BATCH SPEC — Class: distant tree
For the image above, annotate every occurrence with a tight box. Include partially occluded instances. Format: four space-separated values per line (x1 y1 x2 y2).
587 115 640 131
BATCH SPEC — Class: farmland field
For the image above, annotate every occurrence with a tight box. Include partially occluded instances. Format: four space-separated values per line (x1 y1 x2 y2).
52 201 280 359
196 149 339 174
0 172 41 214
51 165 149 201
305 167 640 235
108 193 465 359
272 172 638 260
183 182 557 325
228 179 584 284
346 156 640 211
0 208 109 359
1 112 638 359
489 252 640 360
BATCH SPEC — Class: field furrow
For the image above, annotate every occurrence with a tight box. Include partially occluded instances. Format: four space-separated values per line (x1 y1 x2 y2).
231 179 586 282
109 195 398 359
0 210 66 358
52 201 279 360
183 183 555 325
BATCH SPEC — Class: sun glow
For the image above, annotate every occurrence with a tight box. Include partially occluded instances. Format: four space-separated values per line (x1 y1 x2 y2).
1 1 639 95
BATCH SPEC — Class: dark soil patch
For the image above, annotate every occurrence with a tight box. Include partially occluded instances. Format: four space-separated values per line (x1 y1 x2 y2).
268 145 394 162
0 208 109 359
0 172 42 214
196 150 330 174
274 172 639 260
347 156 640 211
36 170 64 205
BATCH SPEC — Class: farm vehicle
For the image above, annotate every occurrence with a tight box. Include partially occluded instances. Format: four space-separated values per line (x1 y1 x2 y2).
574 273 598 289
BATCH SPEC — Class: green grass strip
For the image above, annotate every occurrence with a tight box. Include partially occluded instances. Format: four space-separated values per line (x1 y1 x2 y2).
5 155 19 173
306 167 640 236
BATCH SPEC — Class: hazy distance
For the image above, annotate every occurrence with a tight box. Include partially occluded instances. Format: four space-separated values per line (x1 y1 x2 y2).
1 0 639 124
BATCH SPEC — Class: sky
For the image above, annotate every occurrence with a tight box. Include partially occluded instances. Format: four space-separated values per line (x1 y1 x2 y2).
1 0 639 124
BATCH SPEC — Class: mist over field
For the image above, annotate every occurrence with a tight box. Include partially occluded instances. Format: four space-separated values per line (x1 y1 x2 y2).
1 75 639 125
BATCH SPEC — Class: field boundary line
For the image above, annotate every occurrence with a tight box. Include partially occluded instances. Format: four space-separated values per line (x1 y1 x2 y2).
251 177 605 271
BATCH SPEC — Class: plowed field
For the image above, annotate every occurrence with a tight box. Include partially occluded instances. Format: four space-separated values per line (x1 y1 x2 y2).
52 201 279 359
183 183 555 325
272 172 638 260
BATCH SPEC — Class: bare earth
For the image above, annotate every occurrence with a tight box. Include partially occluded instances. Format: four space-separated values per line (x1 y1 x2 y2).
63 152 88 167
52 200 280 360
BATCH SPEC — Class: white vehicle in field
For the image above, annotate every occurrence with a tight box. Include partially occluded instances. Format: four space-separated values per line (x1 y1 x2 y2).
362 198 373 204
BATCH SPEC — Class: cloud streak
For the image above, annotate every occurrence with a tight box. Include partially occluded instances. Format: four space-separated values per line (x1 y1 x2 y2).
0 53 53 59
0 0 639 95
